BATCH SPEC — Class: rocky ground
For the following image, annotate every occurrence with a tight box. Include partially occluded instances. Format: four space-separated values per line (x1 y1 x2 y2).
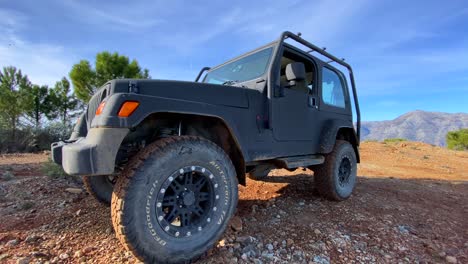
0 141 467 264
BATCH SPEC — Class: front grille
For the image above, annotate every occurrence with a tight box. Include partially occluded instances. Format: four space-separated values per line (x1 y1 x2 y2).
86 85 108 129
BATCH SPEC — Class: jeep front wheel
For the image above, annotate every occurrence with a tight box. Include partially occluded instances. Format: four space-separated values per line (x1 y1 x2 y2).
313 140 357 201
111 136 238 263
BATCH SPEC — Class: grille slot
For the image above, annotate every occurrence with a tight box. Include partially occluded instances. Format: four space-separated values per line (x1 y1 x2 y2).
86 86 108 130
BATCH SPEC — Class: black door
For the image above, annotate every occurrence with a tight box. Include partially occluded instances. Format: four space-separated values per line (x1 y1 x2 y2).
272 49 320 141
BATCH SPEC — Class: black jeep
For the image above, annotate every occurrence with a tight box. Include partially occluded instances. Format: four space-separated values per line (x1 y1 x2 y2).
52 31 361 263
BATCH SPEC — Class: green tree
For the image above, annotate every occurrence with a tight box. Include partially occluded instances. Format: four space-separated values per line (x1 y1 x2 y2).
47 77 79 125
70 51 150 102
27 84 51 128
446 129 468 151
0 66 33 140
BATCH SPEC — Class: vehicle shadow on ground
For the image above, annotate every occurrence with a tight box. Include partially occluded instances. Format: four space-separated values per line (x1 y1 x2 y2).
236 172 468 217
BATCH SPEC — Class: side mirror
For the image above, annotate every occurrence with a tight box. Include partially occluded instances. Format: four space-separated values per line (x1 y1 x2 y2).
286 62 306 82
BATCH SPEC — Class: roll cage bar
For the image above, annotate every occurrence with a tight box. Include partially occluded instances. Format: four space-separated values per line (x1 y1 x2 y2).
195 31 361 142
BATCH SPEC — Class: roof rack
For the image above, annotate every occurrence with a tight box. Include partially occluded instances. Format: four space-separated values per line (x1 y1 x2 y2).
278 31 361 142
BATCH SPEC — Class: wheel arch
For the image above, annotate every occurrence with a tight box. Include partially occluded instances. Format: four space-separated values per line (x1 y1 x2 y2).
319 121 360 163
121 112 247 185
336 127 360 163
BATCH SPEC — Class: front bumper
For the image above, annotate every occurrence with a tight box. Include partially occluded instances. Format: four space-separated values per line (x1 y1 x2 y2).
51 128 129 176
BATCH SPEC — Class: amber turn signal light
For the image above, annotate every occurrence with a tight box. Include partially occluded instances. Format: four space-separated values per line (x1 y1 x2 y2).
95 101 106 115
118 101 140 117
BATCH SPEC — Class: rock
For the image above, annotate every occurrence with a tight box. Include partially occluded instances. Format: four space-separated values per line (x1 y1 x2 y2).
446 256 457 263
0 254 9 261
253 258 263 264
74 250 83 258
65 188 83 194
397 225 410 234
6 239 19 246
25 234 40 244
218 239 226 247
16 257 30 264
251 205 258 214
31 251 48 258
286 238 294 246
242 244 257 257
266 243 274 251
236 236 255 245
75 209 82 216
83 246 94 254
261 251 274 259
293 250 304 261
230 216 243 232
313 255 330 264
314 229 322 235
59 253 69 260
230 257 238 263
241 253 248 260
332 237 348 248
354 241 367 251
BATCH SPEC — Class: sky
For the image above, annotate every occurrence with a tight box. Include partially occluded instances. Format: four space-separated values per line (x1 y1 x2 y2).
1 0 467 121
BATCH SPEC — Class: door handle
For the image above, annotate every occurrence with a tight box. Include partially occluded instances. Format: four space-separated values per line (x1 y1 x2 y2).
308 96 318 109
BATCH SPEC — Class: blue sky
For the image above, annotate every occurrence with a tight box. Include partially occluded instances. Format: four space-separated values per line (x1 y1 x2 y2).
1 0 467 121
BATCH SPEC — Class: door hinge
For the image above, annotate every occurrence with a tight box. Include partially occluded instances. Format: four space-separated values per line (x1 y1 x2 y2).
129 81 139 93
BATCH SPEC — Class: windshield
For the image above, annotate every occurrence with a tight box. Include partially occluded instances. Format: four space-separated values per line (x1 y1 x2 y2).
203 47 273 85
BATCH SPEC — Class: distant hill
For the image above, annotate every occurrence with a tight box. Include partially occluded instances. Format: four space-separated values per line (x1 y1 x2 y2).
361 110 468 146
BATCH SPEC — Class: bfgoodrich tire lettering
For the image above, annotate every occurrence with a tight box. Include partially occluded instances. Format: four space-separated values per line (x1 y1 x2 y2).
313 140 357 201
111 136 238 264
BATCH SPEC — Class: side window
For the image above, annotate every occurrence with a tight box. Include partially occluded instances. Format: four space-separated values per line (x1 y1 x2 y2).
279 50 315 94
322 67 346 108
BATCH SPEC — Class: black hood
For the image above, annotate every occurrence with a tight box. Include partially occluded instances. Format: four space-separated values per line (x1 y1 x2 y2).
110 79 250 109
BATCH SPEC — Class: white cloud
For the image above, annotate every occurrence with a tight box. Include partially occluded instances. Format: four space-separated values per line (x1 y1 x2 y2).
61 0 164 31
0 8 75 86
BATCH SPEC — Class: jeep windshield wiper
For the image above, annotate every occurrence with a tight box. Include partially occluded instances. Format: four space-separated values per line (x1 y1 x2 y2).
222 80 240 86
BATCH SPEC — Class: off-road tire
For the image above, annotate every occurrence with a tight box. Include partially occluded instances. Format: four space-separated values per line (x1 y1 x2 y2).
111 136 238 264
313 140 357 201
83 175 116 206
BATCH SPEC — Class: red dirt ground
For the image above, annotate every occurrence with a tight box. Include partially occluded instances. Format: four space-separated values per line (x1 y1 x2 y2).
0 142 467 263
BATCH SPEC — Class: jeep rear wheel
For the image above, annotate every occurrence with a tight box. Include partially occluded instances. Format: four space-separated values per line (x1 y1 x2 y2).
111 136 238 264
313 140 357 201
83 175 117 206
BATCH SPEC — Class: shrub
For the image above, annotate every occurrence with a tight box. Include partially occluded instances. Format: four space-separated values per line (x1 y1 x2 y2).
19 201 35 210
0 122 73 153
383 138 407 143
446 129 468 151
41 158 68 179
1 171 15 181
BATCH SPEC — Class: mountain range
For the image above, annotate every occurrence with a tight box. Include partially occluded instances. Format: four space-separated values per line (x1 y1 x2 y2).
360 110 468 146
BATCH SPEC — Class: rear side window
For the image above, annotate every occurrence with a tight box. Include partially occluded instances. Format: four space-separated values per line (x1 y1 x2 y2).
322 67 345 108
